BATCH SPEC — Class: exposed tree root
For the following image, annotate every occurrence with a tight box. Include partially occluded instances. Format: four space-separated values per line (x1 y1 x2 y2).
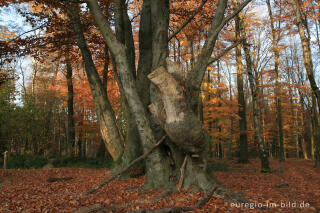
84 135 167 195
77 183 262 213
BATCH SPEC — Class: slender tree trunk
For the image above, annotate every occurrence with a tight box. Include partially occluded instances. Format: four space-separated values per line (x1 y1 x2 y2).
233 0 249 163
216 61 223 159
238 8 270 172
312 94 320 165
66 59 76 153
266 0 285 162
31 66 37 98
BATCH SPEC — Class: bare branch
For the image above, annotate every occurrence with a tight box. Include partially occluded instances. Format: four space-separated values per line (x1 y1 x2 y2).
207 39 243 65
211 0 252 46
168 0 209 41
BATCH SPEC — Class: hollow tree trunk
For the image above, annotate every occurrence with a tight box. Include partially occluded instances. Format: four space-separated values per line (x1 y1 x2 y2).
238 9 270 172
66 4 124 161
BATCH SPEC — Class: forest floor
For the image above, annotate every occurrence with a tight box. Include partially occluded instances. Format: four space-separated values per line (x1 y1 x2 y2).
0 158 320 212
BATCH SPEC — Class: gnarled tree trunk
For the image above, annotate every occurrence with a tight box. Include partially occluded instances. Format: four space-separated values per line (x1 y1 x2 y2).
148 60 213 191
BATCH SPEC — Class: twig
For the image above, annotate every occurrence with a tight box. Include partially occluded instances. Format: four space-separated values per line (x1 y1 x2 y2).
168 0 209 41
177 155 187 191
84 135 167 195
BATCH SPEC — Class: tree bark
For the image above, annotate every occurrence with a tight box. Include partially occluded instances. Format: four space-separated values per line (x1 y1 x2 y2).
148 61 213 192
112 1 143 167
233 0 249 163
66 59 76 154
66 4 124 161
110 54 142 168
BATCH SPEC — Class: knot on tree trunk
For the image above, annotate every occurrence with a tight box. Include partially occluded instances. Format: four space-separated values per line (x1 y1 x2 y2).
148 59 208 155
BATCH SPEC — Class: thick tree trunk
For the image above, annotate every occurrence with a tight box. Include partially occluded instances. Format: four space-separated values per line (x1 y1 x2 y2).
66 4 124 161
86 0 172 189
111 56 142 167
85 0 252 192
238 10 270 172
289 0 320 166
66 59 76 153
112 1 143 167
233 0 249 163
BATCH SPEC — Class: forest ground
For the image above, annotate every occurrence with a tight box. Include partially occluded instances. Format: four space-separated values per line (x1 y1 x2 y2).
0 159 319 212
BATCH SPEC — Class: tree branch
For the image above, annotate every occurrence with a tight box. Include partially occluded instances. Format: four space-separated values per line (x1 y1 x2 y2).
84 135 167 195
207 39 243 65
215 0 252 39
168 0 209 41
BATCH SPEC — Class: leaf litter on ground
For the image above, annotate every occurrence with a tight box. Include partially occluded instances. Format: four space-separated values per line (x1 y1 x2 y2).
0 159 319 212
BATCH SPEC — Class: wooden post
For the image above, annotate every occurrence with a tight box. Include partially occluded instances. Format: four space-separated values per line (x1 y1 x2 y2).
3 151 8 169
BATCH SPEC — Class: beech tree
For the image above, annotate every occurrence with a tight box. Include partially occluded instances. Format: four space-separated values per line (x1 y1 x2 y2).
63 0 252 191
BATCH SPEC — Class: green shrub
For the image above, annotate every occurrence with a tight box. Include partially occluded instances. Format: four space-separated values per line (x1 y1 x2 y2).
1 154 113 169
53 156 113 169
1 154 48 169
